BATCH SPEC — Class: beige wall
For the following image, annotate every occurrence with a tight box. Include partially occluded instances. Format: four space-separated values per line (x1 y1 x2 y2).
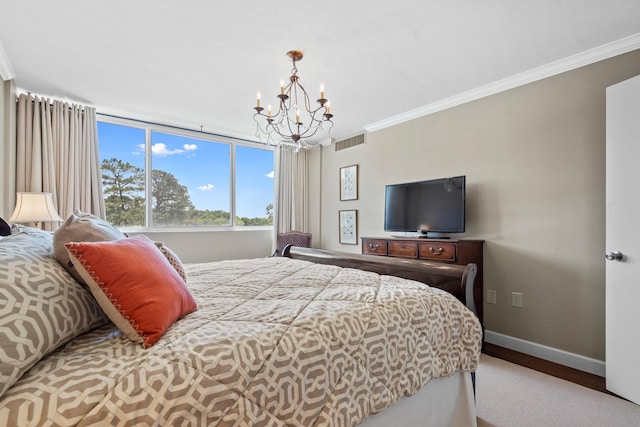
315 49 640 361
128 229 273 263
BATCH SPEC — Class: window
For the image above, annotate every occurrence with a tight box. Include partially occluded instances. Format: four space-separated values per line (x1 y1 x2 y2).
98 119 274 229
150 131 231 227
99 122 146 227
236 145 275 226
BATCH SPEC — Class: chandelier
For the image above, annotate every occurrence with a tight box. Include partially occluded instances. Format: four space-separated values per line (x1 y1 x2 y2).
253 50 334 149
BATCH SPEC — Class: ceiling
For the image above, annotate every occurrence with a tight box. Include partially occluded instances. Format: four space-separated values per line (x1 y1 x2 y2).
1 1 640 144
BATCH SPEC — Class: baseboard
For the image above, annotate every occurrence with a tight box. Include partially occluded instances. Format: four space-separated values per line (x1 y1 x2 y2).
484 330 605 377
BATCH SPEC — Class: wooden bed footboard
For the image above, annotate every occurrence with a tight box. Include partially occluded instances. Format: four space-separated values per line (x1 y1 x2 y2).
282 245 478 318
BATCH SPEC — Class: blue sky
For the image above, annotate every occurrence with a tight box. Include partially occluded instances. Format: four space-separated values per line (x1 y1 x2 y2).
98 122 274 218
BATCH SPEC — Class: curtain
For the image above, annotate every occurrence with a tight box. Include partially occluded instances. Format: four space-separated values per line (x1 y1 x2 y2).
273 146 309 251
16 93 105 229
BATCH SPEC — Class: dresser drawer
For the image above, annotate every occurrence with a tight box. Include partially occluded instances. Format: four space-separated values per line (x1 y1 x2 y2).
419 242 456 261
362 239 387 255
388 240 418 258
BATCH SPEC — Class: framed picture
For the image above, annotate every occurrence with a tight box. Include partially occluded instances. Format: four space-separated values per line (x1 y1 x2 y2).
339 209 358 245
339 164 358 201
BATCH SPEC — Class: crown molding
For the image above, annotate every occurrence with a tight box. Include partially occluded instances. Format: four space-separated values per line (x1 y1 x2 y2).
364 33 640 133
0 40 16 81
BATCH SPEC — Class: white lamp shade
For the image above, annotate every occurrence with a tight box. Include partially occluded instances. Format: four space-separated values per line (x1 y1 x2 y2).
9 192 63 223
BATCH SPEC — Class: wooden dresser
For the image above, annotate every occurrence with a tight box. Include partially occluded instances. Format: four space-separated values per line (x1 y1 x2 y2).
362 237 484 323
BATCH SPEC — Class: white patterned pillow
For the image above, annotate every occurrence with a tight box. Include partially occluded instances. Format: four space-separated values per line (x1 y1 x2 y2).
0 227 107 398
154 241 187 283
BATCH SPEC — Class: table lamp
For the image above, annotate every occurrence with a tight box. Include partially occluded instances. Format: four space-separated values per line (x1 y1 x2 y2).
9 192 63 227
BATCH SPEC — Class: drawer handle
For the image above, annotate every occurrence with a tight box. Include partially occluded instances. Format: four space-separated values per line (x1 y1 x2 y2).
429 246 444 255
368 243 380 250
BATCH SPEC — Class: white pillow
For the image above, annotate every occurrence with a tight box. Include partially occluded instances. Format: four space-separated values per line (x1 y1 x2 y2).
53 210 126 285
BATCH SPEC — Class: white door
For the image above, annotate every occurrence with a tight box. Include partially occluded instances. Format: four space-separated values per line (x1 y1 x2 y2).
605 74 640 404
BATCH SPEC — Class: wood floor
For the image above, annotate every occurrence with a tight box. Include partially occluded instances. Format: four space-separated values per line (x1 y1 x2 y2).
482 342 610 395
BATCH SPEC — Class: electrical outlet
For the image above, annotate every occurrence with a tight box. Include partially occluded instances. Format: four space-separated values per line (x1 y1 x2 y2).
512 292 523 308
486 289 497 305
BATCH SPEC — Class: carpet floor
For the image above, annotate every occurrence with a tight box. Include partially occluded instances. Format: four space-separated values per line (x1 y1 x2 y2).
476 354 640 427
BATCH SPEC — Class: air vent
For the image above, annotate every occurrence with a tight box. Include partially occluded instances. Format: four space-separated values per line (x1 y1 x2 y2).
335 133 366 151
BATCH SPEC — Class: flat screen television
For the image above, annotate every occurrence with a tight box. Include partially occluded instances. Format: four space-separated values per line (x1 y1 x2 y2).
384 175 465 238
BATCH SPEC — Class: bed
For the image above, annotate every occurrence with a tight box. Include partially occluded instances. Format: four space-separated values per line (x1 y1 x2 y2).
0 224 482 426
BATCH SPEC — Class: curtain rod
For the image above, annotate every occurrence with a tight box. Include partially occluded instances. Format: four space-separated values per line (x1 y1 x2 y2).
15 91 265 146
16 93 90 112
97 112 263 146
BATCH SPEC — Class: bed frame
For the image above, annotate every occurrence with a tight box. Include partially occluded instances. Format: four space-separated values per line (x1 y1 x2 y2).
282 245 478 318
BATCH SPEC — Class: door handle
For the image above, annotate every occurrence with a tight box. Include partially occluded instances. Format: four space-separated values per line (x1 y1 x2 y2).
429 246 444 255
605 251 624 261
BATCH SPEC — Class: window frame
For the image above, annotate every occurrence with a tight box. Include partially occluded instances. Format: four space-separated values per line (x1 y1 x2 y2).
97 115 275 232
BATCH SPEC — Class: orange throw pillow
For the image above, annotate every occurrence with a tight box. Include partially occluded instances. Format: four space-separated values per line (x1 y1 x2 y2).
65 234 197 348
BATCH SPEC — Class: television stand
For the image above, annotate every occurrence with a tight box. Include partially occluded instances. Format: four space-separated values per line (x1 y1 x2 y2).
361 236 484 324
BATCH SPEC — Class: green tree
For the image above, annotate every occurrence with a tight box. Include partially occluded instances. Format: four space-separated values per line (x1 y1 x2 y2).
235 203 274 226
266 203 273 221
101 158 145 226
151 169 195 226
102 159 273 227
189 209 231 226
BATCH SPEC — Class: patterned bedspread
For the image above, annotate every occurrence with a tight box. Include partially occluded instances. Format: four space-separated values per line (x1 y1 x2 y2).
0 256 482 426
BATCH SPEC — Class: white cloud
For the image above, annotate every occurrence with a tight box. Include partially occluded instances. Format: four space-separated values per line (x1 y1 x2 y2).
152 143 186 157
132 142 198 157
267 171 274 179
198 184 215 191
